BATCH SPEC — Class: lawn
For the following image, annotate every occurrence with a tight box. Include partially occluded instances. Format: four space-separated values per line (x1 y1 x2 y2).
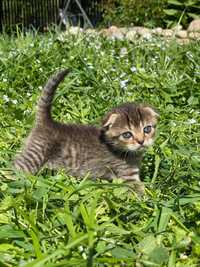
0 30 200 266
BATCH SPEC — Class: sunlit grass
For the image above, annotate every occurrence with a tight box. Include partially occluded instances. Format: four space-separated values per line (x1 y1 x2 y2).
0 30 200 266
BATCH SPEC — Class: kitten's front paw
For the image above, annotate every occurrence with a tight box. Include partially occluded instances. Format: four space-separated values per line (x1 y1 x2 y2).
125 180 145 197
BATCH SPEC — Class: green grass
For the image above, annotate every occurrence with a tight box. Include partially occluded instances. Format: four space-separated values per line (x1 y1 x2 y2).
0 30 200 266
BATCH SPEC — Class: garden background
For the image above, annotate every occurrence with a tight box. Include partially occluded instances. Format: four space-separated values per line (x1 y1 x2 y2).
0 0 200 266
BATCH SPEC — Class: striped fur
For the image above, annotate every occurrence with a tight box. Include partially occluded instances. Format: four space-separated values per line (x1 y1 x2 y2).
36 69 69 125
14 69 158 195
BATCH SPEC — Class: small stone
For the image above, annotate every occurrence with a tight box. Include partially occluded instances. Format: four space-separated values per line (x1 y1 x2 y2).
119 27 129 35
120 47 128 56
188 32 200 40
161 29 174 38
188 19 200 32
132 26 145 32
137 27 152 40
152 27 163 36
176 38 190 45
99 27 124 40
108 26 124 40
126 30 138 41
99 29 110 37
175 30 188 39
85 29 97 36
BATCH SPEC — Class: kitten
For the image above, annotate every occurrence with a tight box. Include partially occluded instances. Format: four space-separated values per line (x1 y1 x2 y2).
14 70 158 194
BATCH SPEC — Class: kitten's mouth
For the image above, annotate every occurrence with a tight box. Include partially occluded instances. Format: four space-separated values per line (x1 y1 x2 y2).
138 146 145 151
125 144 146 152
136 146 145 151
134 144 146 152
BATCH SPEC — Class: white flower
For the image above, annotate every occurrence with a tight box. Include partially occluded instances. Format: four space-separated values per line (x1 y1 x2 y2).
12 99 18 105
3 95 9 102
120 47 128 57
87 63 94 69
120 79 129 89
24 110 31 115
180 253 188 260
95 44 101 50
120 73 126 78
186 51 193 58
187 118 196 124
78 246 84 252
130 66 137 72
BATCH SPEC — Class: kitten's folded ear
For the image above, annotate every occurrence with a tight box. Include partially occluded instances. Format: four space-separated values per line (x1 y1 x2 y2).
102 113 119 129
143 106 159 118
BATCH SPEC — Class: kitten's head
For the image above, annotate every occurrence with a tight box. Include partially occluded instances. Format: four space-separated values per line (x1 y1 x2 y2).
101 103 159 152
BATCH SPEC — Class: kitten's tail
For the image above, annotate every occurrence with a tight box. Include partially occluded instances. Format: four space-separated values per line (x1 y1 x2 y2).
36 69 69 126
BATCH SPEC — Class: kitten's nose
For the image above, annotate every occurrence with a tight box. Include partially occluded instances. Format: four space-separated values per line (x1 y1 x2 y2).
137 139 144 145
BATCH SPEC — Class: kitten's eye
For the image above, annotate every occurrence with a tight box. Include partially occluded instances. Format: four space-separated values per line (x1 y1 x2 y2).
143 125 152 134
122 131 133 139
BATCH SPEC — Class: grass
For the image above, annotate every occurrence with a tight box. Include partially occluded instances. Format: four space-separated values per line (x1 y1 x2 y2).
0 29 200 266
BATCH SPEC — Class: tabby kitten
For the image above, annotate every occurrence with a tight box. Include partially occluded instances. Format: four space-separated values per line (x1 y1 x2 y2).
14 70 158 194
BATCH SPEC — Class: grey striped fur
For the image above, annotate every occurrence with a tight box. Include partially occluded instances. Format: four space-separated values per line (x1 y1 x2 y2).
36 69 69 125
14 69 158 195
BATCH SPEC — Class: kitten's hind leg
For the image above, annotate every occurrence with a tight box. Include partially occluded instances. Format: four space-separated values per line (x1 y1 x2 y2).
14 140 47 174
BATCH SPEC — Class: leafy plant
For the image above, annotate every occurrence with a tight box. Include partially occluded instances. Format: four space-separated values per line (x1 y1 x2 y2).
100 0 200 28
101 0 167 28
164 0 200 28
